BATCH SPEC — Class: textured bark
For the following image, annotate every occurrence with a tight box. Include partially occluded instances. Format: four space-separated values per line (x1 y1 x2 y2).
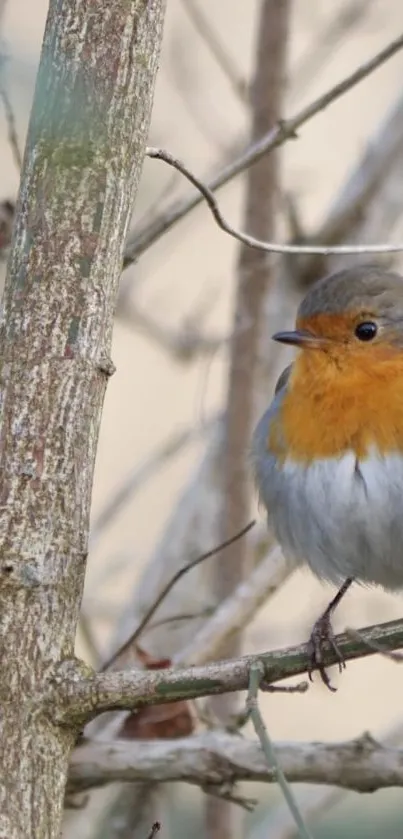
69 730 403 794
54 613 403 725
207 2 291 835
0 1 166 837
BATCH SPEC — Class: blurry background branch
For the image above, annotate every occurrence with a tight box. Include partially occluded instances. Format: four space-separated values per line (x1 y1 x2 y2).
102 520 255 672
0 77 21 170
295 88 403 285
291 0 373 99
69 730 403 795
179 0 249 105
174 545 287 668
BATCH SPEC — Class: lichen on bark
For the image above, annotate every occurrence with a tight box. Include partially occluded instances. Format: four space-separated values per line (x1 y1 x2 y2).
0 1 166 837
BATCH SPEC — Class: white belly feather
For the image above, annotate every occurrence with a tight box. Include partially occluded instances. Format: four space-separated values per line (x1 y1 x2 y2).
257 448 403 589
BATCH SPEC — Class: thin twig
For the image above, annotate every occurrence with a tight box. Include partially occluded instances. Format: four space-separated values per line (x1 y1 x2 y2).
145 607 215 632
291 0 373 100
251 715 403 839
146 146 403 256
145 822 161 839
124 32 403 266
100 519 256 671
252 788 344 839
202 784 256 812
180 0 248 104
295 87 403 286
247 663 314 839
167 42 229 153
0 77 22 170
346 627 403 662
117 299 226 360
175 545 289 668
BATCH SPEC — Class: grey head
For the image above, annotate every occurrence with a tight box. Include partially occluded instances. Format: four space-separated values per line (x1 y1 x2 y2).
298 264 403 322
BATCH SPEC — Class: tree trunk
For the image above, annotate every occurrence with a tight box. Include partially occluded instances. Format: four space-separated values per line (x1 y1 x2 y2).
0 1 166 837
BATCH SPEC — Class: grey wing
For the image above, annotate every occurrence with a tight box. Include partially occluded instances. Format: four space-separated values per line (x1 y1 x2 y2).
274 363 292 394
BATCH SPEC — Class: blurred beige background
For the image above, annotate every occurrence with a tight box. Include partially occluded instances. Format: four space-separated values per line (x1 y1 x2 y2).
4 1 403 833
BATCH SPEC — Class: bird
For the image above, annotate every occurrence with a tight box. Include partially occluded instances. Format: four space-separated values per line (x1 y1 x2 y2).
252 264 403 690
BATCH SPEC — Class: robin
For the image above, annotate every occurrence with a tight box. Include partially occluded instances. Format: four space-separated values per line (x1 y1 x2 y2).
252 264 403 690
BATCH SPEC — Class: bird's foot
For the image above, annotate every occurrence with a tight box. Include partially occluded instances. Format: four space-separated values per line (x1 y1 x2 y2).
307 612 346 692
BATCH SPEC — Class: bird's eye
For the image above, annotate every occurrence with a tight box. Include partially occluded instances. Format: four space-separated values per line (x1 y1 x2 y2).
354 321 377 341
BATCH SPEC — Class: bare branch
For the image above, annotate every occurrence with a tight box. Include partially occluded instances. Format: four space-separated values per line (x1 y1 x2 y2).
101 520 255 672
124 32 403 266
0 198 15 255
174 546 287 667
60 616 403 724
0 47 22 170
0 79 22 170
146 146 403 256
145 822 161 839
346 627 403 662
252 716 403 839
180 0 248 104
291 0 373 100
167 36 229 152
104 426 225 682
247 662 314 839
253 788 344 839
117 299 225 360
297 88 403 285
69 729 403 795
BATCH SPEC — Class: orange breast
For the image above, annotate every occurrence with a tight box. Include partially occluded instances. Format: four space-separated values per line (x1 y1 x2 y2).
269 345 403 463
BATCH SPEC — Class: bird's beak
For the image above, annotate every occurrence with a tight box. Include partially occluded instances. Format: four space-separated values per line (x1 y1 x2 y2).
272 329 328 349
